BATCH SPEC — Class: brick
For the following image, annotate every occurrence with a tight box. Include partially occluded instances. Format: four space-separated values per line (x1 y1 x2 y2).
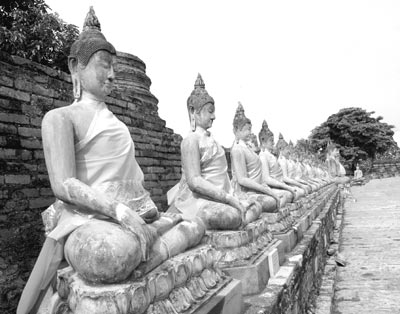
0 86 30 102
54 99 69 108
15 77 33 92
33 84 56 98
0 136 6 146
29 197 54 209
34 150 45 159
21 188 39 198
0 75 13 87
0 176 4 184
0 123 17 134
20 138 42 149
33 75 48 84
30 117 42 127
0 148 16 159
19 149 33 160
5 175 31 185
0 113 29 124
40 188 53 196
0 149 32 161
18 127 41 138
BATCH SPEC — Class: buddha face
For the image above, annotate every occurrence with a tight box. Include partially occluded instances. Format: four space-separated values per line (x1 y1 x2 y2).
235 123 252 142
194 103 215 130
78 50 116 101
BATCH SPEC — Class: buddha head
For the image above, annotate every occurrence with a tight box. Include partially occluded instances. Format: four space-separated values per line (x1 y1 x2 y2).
326 140 339 159
233 102 252 143
187 74 215 131
258 120 274 152
68 7 117 101
276 133 289 157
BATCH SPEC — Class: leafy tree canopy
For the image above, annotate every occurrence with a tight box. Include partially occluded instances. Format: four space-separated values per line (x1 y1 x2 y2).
0 0 79 72
307 107 398 167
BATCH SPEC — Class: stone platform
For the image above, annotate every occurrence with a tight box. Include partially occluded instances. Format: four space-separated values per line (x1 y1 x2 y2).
222 239 282 296
55 245 237 314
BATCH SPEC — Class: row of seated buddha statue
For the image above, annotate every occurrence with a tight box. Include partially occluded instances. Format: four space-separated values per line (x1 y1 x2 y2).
17 8 348 314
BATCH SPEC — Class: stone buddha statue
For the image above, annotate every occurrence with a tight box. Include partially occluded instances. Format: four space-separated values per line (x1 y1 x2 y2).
230 103 292 212
167 75 261 230
325 141 350 184
354 164 363 179
258 120 306 199
17 8 205 314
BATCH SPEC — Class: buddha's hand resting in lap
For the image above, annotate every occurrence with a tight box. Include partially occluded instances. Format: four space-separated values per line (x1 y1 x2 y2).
226 194 255 225
115 203 158 261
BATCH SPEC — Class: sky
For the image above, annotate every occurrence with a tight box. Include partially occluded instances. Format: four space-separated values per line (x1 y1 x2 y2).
45 0 400 148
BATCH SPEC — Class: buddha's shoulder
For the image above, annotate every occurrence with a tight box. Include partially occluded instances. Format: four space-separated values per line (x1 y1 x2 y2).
181 132 201 149
42 106 74 125
230 142 247 155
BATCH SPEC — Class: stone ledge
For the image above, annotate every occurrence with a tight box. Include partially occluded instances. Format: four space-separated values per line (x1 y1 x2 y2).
243 186 340 314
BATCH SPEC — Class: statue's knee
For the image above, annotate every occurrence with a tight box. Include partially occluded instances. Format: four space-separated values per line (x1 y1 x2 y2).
65 220 142 283
198 205 242 230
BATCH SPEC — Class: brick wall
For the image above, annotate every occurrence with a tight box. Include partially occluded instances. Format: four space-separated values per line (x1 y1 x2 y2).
369 159 400 179
0 51 182 313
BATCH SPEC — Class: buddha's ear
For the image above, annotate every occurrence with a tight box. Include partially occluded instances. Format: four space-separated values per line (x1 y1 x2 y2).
68 57 81 100
68 57 79 75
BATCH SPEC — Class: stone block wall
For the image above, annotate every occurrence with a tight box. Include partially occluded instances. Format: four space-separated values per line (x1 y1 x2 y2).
368 159 400 179
0 51 182 313
245 187 340 314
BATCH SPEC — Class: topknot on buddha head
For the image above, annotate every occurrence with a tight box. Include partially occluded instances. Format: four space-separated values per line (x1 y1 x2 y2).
187 74 214 113
258 120 274 145
233 102 251 133
69 6 116 67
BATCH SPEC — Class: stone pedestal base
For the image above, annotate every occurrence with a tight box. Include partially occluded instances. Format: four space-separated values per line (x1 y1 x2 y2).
222 239 281 296
273 229 297 254
194 279 242 314
55 245 233 314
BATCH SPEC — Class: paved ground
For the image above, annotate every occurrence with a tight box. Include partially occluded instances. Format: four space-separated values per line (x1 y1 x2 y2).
333 177 400 314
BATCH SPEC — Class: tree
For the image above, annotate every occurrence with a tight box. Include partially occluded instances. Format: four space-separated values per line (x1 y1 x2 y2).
0 0 79 72
308 107 398 168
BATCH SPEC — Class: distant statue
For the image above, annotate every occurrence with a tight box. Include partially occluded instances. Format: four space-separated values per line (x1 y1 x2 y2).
17 8 205 314
354 164 363 179
352 163 365 186
168 75 262 229
230 103 290 212
325 141 350 185
258 120 306 199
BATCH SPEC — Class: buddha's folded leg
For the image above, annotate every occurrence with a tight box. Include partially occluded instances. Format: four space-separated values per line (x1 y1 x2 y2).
64 220 142 284
293 187 306 199
197 201 242 230
248 194 277 213
135 219 206 276
272 189 293 205
149 212 183 235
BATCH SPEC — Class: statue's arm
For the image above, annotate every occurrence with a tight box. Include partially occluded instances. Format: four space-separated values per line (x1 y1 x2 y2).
181 137 241 209
260 153 271 182
231 147 279 202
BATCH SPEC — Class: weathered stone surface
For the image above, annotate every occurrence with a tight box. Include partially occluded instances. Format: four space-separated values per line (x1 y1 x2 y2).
332 177 400 314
